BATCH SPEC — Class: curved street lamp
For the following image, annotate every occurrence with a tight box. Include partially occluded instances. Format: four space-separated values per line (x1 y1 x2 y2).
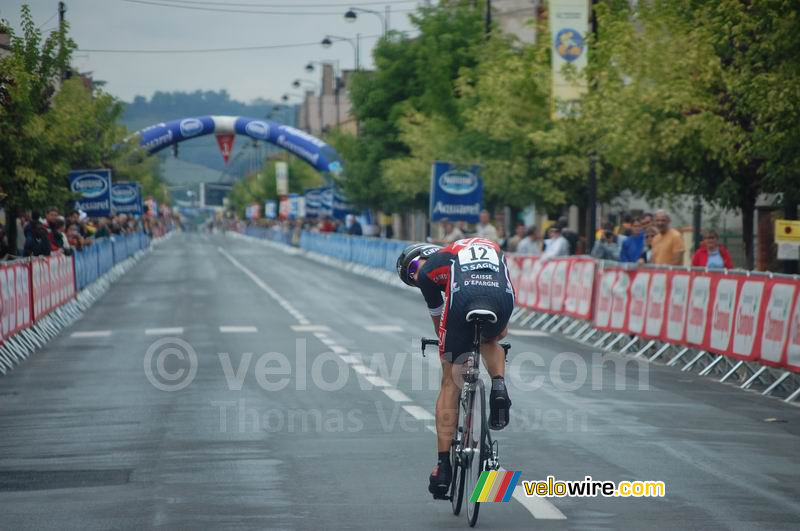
321 34 360 70
344 6 387 35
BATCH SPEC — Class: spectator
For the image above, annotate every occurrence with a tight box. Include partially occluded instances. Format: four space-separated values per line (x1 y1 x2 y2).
437 218 465 244
475 210 499 242
558 216 578 255
651 210 685 265
517 226 542 256
319 216 335 233
692 229 733 269
24 222 51 257
542 226 569 259
346 214 363 236
591 222 621 261
95 218 111 238
640 212 654 233
639 226 658 263
506 224 527 253
15 210 29 256
620 218 645 263
66 224 85 251
45 207 59 227
496 225 507 250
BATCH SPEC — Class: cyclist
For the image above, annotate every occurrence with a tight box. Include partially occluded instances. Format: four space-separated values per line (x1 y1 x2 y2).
396 238 514 499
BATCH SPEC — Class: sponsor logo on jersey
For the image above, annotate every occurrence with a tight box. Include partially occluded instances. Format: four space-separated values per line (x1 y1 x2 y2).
461 263 500 272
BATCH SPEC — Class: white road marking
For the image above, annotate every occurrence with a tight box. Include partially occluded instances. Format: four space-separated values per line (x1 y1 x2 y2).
508 329 550 337
364 325 403 333
401 405 435 421
505 466 567 520
339 354 362 364
382 389 412 403
330 345 348 354
218 247 309 323
298 318 310 325
291 325 331 332
70 330 111 338
425 425 437 434
145 327 183 336
219 326 258 333
351 365 376 376
319 337 339 347
364 375 391 387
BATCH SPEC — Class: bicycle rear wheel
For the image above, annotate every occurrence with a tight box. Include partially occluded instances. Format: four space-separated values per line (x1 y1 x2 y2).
450 426 465 515
464 380 487 527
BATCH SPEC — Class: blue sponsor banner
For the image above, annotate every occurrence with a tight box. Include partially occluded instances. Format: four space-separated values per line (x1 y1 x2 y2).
332 188 352 221
319 187 334 218
69 169 112 217
429 161 483 223
111 181 143 215
304 187 322 219
265 200 277 219
288 193 299 220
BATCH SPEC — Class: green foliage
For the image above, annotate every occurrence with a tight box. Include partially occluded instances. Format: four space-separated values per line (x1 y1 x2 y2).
0 4 167 216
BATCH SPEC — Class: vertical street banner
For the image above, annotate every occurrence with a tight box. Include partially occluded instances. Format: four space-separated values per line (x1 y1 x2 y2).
319 187 334 218
69 169 112 217
429 161 483 223
549 0 590 117
111 182 143 215
304 188 321 219
332 188 351 220
265 200 277 219
245 203 261 220
276 162 289 196
279 195 291 220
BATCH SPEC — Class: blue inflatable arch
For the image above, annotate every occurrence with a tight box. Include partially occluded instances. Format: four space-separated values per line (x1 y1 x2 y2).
131 115 342 174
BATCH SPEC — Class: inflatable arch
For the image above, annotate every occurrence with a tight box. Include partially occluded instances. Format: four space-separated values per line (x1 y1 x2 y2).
132 115 342 174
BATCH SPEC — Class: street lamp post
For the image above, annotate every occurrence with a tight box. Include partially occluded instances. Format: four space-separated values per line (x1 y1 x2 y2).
321 34 360 70
344 6 388 36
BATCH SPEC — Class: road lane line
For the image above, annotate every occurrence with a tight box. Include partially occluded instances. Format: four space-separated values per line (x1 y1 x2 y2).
425 425 437 434
219 326 258 333
291 325 331 332
364 325 404 333
145 327 183 335
330 345 348 354
401 405 435 421
382 389 412 403
364 375 391 387
352 365 376 376
339 354 362 364
508 329 550 337
70 330 112 338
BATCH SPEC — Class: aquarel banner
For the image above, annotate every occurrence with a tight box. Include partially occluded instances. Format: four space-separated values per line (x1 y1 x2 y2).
304 188 322 219
69 169 112 217
549 0 589 117
429 162 483 223
111 182 143 215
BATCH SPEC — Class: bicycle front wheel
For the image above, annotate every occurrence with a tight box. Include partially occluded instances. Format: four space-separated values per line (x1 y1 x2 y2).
464 380 487 527
450 427 465 515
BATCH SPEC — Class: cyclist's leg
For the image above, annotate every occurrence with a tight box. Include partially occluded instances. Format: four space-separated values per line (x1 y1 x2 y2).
436 360 460 452
480 326 508 378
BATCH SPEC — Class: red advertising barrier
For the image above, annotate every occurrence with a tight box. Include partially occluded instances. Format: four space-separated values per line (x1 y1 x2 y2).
508 256 595 320
30 252 75 322
0 261 34 342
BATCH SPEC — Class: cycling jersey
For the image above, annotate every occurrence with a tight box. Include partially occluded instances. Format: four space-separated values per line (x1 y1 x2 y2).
417 238 515 362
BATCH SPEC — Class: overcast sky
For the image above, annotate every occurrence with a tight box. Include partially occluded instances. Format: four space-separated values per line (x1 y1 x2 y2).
0 0 423 103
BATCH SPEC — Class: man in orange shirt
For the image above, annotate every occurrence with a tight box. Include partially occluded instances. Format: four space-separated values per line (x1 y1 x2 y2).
651 210 685 265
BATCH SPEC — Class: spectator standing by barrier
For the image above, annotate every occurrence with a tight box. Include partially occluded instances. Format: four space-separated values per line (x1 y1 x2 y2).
542 226 569 259
692 229 733 269
436 218 464 244
620 218 645 263
506 224 526 253
558 216 578 255
639 226 658 263
651 210 685 265
347 215 363 236
476 210 499 242
24 222 51 256
591 222 621 261
517 226 542 256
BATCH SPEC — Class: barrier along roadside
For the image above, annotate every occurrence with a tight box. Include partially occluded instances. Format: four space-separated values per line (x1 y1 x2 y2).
240 229 800 404
0 232 155 374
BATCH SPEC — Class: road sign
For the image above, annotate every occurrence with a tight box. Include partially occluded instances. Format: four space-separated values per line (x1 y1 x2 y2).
776 219 800 243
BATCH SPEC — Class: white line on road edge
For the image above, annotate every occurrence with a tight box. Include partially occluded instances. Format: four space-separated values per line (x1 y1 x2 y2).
364 325 404 333
401 405 436 421
291 325 331 332
382 388 412 403
364 375 391 387
508 329 550 337
504 466 567 520
218 247 309 325
70 330 112 338
425 425 437 434
330 345 348 354
338 354 362 364
145 327 183 336
351 365 376 376
219 326 258 333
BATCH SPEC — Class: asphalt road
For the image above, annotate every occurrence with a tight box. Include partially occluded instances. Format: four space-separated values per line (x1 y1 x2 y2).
1 232 799 530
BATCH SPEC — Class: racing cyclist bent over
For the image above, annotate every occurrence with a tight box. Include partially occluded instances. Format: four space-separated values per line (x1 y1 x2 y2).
396 238 515 499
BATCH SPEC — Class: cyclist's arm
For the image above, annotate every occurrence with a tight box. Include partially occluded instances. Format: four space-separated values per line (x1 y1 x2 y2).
417 261 445 334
